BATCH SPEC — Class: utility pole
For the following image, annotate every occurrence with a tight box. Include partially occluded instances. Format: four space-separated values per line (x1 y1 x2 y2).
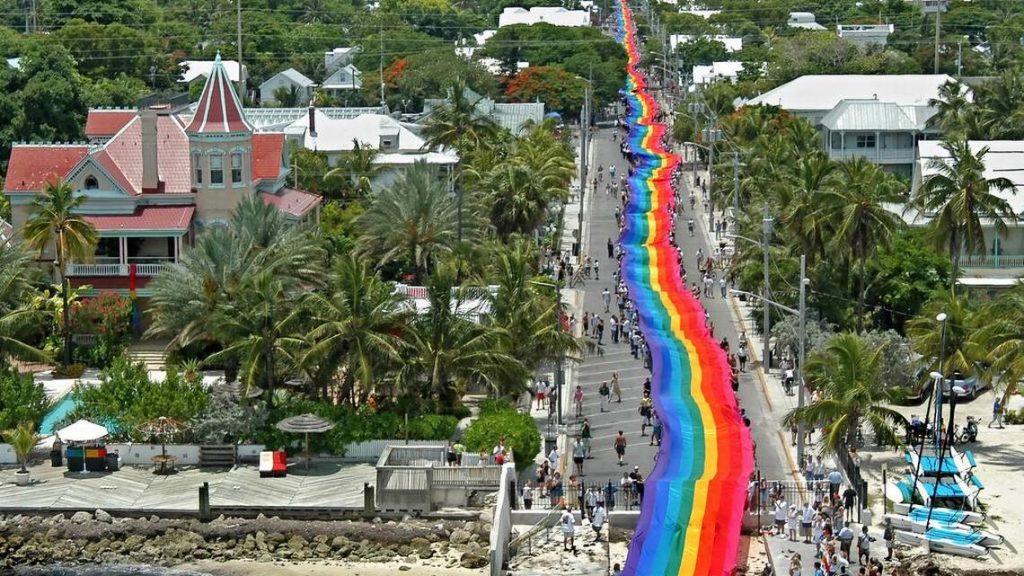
796 254 807 465
957 39 963 76
379 23 385 107
236 0 244 98
731 152 740 219
762 206 772 373
933 1 942 74
577 81 589 259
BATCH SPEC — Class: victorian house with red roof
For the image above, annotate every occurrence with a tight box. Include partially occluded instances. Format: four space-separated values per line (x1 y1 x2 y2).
3 55 319 296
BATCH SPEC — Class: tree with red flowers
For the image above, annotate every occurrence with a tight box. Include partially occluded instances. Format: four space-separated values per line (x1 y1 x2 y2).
505 66 587 118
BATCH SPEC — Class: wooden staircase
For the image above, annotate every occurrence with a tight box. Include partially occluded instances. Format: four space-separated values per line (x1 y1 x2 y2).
199 445 237 468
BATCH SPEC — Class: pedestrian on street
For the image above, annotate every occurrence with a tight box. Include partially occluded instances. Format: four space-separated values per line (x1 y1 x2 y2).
582 311 590 335
883 519 894 560
650 412 662 446
580 418 593 458
584 486 597 519
522 480 533 509
801 501 814 543
838 524 854 557
828 469 843 500
591 501 606 542
602 287 611 312
857 525 873 565
989 398 1004 428
843 485 857 522
719 276 727 298
574 385 584 417
614 430 627 465
594 259 600 280
688 218 694 237
737 344 748 372
787 505 799 541
560 506 576 551
639 391 653 436
774 497 788 535
610 315 619 343
597 317 605 344
611 372 622 402
572 438 586 476
535 380 547 410
607 237 614 258
599 381 610 412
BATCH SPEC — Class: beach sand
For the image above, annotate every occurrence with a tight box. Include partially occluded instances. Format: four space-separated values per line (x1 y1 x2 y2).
176 560 486 576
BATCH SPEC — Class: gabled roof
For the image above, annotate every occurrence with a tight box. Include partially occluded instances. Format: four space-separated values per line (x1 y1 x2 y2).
498 6 589 27
4 146 90 192
260 68 315 90
251 133 285 182
746 75 959 111
262 188 319 217
84 206 195 232
104 115 193 195
820 100 921 131
85 110 137 139
186 54 253 135
322 65 362 90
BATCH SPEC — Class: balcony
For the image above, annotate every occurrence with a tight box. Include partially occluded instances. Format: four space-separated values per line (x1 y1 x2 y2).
67 257 174 277
958 254 1024 269
828 147 916 164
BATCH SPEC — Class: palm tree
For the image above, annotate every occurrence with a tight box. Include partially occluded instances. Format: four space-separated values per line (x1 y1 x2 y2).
22 180 98 366
780 152 837 264
205 271 306 407
0 243 49 365
355 161 471 282
422 81 499 153
399 267 528 407
976 68 1024 139
973 285 1024 404
324 139 382 201
820 157 904 331
302 255 411 404
907 289 980 382
914 140 1016 286
784 332 907 455
927 80 983 139
148 196 323 348
273 85 300 107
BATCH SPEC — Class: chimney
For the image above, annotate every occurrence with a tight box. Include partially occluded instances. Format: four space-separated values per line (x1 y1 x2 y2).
308 106 317 137
142 108 159 192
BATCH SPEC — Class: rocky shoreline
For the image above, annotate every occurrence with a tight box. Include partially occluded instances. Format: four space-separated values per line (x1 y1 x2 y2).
0 509 494 572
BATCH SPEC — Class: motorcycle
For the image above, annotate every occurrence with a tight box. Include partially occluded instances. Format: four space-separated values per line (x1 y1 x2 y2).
954 416 979 444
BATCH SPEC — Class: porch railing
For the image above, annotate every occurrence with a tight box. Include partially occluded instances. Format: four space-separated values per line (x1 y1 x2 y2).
958 253 1024 269
67 261 172 277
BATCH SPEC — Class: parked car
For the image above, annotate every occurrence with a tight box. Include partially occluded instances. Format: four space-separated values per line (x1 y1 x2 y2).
941 372 985 399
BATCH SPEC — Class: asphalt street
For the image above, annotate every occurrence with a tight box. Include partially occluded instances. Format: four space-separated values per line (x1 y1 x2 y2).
569 125 788 496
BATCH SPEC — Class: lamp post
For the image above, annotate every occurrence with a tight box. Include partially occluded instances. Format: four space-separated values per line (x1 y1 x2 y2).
730 254 808 462
575 74 592 260
934 312 948 452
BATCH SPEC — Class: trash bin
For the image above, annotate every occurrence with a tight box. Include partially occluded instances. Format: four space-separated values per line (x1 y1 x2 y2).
105 452 120 471
50 449 63 467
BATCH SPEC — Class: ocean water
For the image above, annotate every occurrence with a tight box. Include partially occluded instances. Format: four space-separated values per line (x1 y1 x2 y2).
10 566 211 576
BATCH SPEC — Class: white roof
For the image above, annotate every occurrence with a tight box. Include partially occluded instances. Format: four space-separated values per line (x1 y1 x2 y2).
670 35 742 52
180 60 244 83
693 61 746 85
57 419 109 442
788 12 825 30
290 112 457 165
820 100 923 131
746 75 958 112
679 8 719 18
260 68 315 90
917 140 1024 216
498 6 590 27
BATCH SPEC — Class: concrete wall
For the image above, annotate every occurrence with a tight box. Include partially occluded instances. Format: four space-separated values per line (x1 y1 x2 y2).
488 463 516 576
0 444 265 466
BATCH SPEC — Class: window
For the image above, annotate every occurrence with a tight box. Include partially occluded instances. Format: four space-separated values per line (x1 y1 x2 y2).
855 134 876 149
210 155 223 184
231 152 243 183
193 153 203 184
830 133 842 150
84 175 99 190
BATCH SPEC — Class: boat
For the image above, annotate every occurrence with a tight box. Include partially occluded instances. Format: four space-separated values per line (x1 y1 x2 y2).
899 474 981 510
889 503 985 526
884 513 1002 546
894 529 989 558
904 446 977 477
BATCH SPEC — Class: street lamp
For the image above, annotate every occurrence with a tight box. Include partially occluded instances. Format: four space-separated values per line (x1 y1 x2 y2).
934 312 948 451
730 255 809 463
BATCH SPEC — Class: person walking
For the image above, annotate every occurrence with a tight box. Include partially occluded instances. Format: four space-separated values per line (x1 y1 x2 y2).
611 372 622 403
837 524 855 557
574 385 584 418
688 218 694 237
650 412 662 446
614 430 627 466
522 480 533 510
572 438 586 476
719 276 727 298
607 237 614 259
989 398 1004 428
883 519 894 561
597 316 605 344
602 287 611 312
801 501 815 543
737 344 748 372
535 379 547 410
591 501 606 542
560 506 576 551
787 504 800 541
857 525 873 565
599 381 610 413
594 259 600 280
580 418 593 458
774 497 788 535
639 391 653 436
584 486 597 520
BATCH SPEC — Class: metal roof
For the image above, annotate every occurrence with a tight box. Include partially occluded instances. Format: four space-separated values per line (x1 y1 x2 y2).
261 68 315 89
746 75 960 111
820 100 920 131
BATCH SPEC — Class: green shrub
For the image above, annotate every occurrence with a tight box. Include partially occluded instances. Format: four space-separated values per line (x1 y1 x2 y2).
403 413 458 440
478 398 515 416
71 293 133 368
462 405 540 472
0 368 52 431
71 357 208 441
1004 408 1024 426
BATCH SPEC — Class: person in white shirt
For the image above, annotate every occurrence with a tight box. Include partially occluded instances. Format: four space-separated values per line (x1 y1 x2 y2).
801 502 815 543
560 506 576 551
591 502 606 542
522 480 533 510
774 498 788 535
548 447 559 469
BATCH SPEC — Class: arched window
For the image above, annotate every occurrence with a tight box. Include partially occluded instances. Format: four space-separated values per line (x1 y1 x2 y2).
84 175 99 190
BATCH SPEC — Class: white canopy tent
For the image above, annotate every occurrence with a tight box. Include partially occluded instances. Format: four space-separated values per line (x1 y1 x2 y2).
56 419 109 443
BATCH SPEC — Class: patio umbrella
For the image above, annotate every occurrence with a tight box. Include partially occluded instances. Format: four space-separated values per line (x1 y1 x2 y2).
138 416 184 458
275 413 335 471
57 419 109 443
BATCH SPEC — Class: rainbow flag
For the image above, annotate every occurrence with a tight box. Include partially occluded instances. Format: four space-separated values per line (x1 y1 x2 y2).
614 2 754 575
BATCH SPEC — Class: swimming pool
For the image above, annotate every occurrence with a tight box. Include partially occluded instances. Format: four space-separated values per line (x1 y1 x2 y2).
39 395 79 435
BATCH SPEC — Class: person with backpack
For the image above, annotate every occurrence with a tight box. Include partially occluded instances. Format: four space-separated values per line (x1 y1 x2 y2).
599 381 610 413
